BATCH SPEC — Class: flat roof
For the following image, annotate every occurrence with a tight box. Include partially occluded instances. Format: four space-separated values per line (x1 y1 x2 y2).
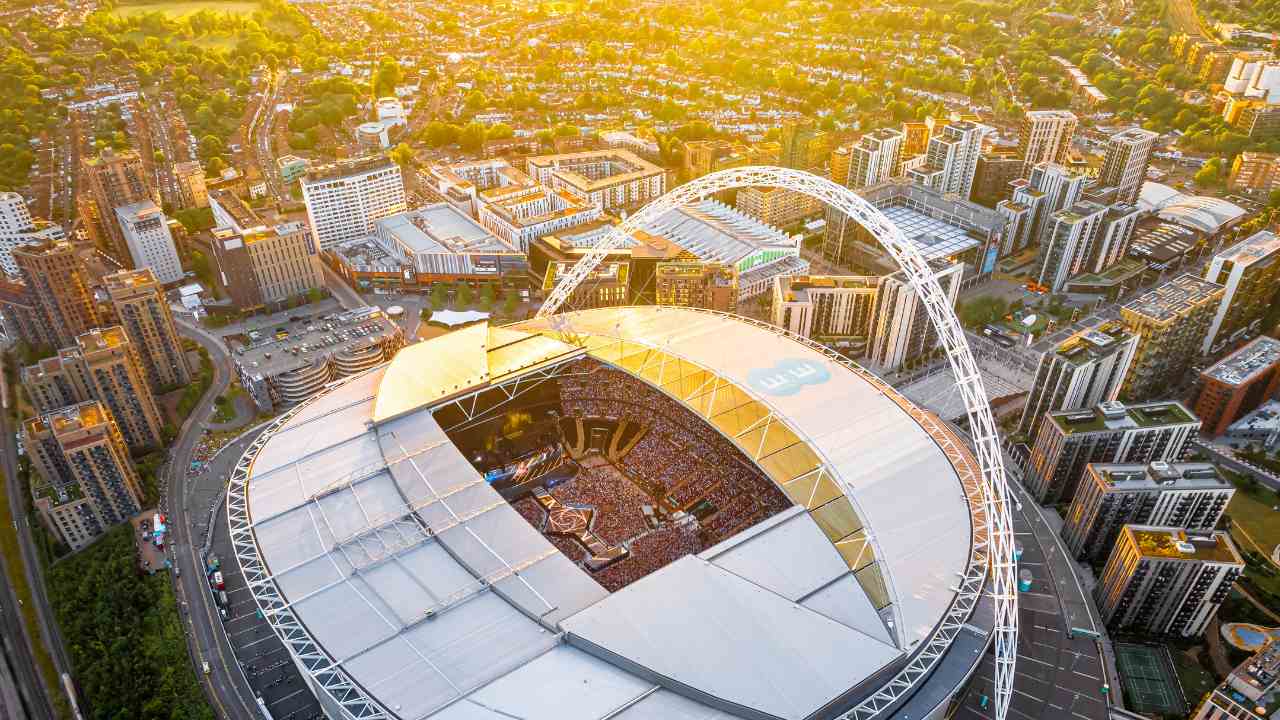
1049 400 1198 434
1215 230 1280 267
1089 462 1230 491
377 204 514 255
1125 526 1242 564
1205 336 1280 386
233 306 400 378
242 308 980 720
1122 274 1223 324
640 199 797 266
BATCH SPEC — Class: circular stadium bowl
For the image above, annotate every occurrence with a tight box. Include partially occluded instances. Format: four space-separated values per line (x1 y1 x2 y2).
229 306 994 720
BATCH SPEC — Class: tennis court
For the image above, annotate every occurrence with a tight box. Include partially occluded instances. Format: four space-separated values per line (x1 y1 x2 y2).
1115 643 1186 716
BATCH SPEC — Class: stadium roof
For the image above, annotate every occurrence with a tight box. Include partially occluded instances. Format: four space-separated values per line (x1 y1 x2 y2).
641 199 799 268
239 308 980 720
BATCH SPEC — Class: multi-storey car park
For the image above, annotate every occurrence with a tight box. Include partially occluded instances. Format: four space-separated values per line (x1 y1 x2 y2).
229 307 999 720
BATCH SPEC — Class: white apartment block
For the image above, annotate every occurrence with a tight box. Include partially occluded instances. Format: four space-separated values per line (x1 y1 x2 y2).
868 261 963 371
115 200 183 284
477 186 601 252
1100 128 1158 204
525 150 666 212
906 121 987 199
1096 525 1242 637
847 128 903 190
0 191 62 277
1019 110 1078 175
771 275 879 339
301 157 407 250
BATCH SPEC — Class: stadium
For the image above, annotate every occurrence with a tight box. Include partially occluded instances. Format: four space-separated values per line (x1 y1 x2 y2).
230 305 998 720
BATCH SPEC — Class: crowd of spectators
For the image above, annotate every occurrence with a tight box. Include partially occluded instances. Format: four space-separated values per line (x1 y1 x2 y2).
504 358 795 591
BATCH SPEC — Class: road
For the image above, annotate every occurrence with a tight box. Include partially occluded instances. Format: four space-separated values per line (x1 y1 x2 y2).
167 319 260 720
953 455 1114 720
0 356 75 719
1194 440 1280 492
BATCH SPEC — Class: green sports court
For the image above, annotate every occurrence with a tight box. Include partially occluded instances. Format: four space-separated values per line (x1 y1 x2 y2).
1115 643 1187 716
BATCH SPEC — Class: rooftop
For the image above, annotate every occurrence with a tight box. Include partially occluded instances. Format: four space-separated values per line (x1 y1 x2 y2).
640 199 798 268
1090 462 1230 491
1053 321 1133 365
240 308 981 720
102 268 160 296
210 188 261 230
377 204 515 255
1205 336 1280 386
1126 526 1242 565
1049 400 1198 435
76 326 129 353
1122 274 1223 324
1215 230 1280 267
302 155 397 184
777 275 879 304
233 306 400 378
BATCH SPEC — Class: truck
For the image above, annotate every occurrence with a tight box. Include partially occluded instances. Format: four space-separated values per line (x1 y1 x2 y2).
211 571 225 590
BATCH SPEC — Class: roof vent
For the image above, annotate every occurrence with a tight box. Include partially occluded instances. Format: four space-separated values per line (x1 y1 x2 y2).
1098 400 1126 419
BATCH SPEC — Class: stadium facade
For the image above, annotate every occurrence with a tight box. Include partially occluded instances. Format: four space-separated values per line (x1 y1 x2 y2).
230 306 999 720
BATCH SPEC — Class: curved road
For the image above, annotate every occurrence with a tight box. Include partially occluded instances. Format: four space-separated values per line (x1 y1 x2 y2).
169 318 260 720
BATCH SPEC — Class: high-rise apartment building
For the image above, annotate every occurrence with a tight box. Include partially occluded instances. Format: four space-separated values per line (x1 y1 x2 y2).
1024 400 1199 504
115 200 184 284
654 262 737 312
0 191 63 277
21 326 165 452
82 149 156 263
906 121 987 199
1095 525 1242 637
0 276 51 347
868 261 963 371
301 156 407 250
1018 322 1138 440
1099 128 1158 204
1202 230 1280 354
1121 274 1224 401
1000 163 1089 253
172 160 209 209
209 222 325 312
103 269 191 391
779 123 829 170
13 241 101 349
1062 462 1233 563
840 129 903 190
1190 641 1280 720
1228 151 1280 195
23 401 144 550
1035 201 1140 292
734 186 821 228
1018 110 1078 175
771 275 879 340
1193 336 1280 436
971 152 1024 207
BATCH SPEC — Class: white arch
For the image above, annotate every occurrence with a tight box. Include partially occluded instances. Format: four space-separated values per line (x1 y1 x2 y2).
539 166 1018 720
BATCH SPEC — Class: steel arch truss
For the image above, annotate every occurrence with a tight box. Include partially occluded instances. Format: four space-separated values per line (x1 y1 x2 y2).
538 166 1019 720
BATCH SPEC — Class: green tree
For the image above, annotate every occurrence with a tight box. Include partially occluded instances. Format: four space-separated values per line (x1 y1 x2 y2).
388 142 415 168
372 56 402 98
430 284 448 310
456 282 472 307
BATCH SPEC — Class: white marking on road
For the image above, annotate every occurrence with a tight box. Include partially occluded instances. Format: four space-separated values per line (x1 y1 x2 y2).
269 689 306 707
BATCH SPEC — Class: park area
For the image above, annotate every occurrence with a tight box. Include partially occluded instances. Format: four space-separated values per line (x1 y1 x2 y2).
1115 643 1187 716
110 0 262 19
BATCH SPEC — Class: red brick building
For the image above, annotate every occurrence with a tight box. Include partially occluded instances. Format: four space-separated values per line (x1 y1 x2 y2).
1194 336 1280 436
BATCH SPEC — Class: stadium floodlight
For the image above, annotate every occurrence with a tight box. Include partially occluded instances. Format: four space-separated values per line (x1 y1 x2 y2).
538 166 1019 720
